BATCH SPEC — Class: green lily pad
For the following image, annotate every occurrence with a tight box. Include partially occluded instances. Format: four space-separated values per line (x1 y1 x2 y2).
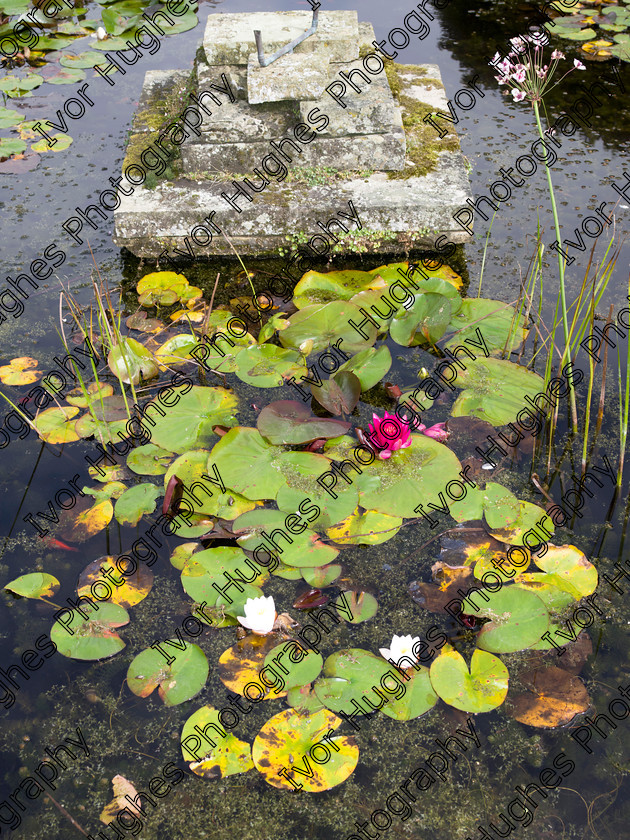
286 684 326 713
334 591 378 622
234 509 339 567
211 426 327 500
292 266 389 309
264 641 323 691
470 587 549 653
334 345 392 390
326 509 402 545
170 542 199 571
60 51 108 68
280 301 378 354
5 572 59 599
257 400 350 445
253 708 359 791
381 666 438 721
101 7 141 34
147 386 238 453
482 483 521 529
451 357 546 426
327 433 463 518
276 481 359 530
511 576 577 611
126 443 173 475
83 481 127 503
159 9 198 33
446 299 527 355
233 343 307 388
181 705 254 778
301 564 342 587
0 106 23 129
273 562 303 580
552 26 597 39
127 642 208 706
390 293 452 347
108 337 159 385
313 648 397 713
0 137 26 157
488 501 554 546
51 602 129 661
429 647 508 712
114 483 161 526
529 544 597 598
154 334 199 367
46 67 86 85
180 546 268 603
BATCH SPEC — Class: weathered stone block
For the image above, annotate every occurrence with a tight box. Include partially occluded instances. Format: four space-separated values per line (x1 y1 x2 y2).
299 69 397 136
203 11 359 65
195 99 296 142
197 61 248 101
180 117 406 178
247 52 329 104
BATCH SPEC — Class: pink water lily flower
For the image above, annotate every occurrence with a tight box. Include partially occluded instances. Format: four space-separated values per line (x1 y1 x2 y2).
367 411 412 459
417 421 449 442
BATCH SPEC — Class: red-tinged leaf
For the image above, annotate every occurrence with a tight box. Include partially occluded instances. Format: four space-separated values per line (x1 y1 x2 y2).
385 382 402 399
163 474 182 515
212 425 231 437
293 588 329 609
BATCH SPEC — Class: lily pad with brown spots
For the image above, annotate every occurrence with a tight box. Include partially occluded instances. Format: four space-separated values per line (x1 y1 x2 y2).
506 666 589 728
77 555 153 609
218 634 288 700
181 705 254 778
253 708 359 791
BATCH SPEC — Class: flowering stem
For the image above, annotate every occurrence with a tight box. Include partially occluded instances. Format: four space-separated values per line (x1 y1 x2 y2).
532 100 578 435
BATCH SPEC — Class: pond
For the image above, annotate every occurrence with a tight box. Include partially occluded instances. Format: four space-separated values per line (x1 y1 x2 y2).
0 0 630 838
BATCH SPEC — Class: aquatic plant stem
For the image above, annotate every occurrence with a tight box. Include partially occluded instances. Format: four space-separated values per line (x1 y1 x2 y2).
532 101 578 435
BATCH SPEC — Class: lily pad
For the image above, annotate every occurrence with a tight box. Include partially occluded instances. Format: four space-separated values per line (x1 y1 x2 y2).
181 705 254 777
257 401 350 445
107 337 159 385
326 509 402 545
264 640 323 690
0 106 24 129
506 667 589 727
31 133 73 153
51 602 129 660
515 544 597 601
60 51 107 68
181 546 268 603
482 483 521 529
470 587 549 653
311 371 361 414
429 647 508 712
57 498 113 543
218 634 288 699
334 345 392 390
46 67 86 85
114 483 161 526
137 271 202 306
313 648 398 713
451 358 547 426
65 381 114 407
292 266 389 309
235 508 339 568
126 443 173 475
127 642 209 706
280 301 378 354
301 564 342 587
5 572 59 599
33 406 80 444
446 299 527 355
390 293 452 346
334 591 378 622
0 356 40 385
253 708 359 791
233 343 307 388
77 555 153 608
147 386 238 453
381 666 438 721
488 501 554 546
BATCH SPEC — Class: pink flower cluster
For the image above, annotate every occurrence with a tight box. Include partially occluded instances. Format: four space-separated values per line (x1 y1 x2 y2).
366 411 448 460
491 35 585 104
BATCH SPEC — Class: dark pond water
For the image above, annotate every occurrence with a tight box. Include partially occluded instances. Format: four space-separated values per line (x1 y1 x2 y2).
1 0 630 838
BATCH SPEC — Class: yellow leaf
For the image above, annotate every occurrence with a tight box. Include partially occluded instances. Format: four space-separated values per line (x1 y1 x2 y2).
100 775 141 824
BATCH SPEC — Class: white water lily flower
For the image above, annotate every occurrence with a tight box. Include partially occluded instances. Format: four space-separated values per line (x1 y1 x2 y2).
379 634 420 667
237 595 276 635
96 26 107 40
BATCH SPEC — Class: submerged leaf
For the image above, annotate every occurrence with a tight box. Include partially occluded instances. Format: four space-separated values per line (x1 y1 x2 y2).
507 667 589 727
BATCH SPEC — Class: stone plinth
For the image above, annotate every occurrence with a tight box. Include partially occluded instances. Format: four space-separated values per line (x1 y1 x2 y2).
113 11 473 257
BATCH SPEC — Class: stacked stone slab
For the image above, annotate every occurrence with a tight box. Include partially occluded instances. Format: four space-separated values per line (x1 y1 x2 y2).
180 11 405 178
113 11 473 257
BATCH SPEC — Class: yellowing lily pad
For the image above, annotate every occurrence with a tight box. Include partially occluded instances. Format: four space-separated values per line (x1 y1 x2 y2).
429 647 508 712
507 667 589 727
137 271 202 307
5 572 59 599
0 356 41 385
218 634 288 700
33 406 80 444
253 707 359 791
488 501 554 546
325 508 402 545
77 555 153 608
31 133 73 152
57 498 113 543
127 642 209 706
181 705 254 777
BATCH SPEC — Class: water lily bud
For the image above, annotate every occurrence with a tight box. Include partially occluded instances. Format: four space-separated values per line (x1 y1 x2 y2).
96 26 107 40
